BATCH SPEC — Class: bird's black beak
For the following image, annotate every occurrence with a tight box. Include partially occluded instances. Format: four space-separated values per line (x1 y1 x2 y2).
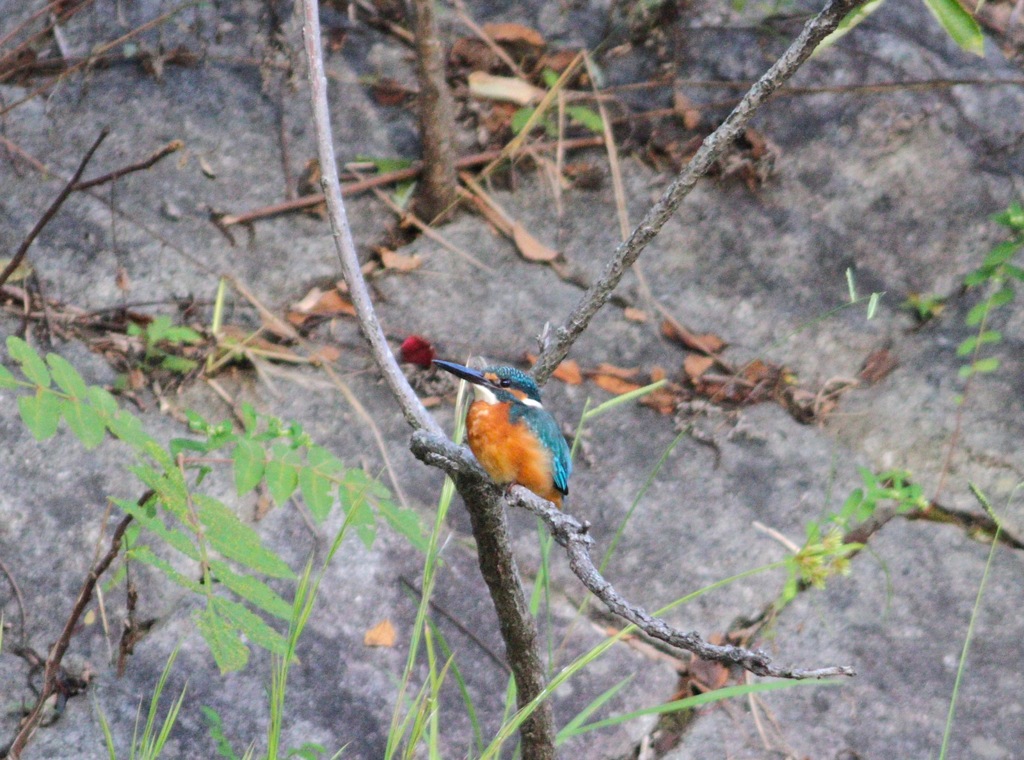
433 359 490 387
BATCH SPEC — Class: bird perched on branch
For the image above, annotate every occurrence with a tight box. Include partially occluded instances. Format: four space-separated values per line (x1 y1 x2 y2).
433 360 572 508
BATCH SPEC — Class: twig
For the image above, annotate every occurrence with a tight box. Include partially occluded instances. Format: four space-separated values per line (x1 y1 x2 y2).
300 0 439 431
530 0 866 384
0 555 27 647
71 139 183 192
0 128 108 289
5 497 142 759
217 136 604 227
410 431 856 680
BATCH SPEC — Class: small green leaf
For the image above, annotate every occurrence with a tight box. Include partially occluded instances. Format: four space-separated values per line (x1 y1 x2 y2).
989 286 1014 309
208 560 292 620
201 707 239 760
129 544 204 591
107 410 158 450
212 596 288 656
87 385 119 419
233 438 266 496
972 357 1000 374
299 465 334 522
116 497 199 558
965 301 988 326
240 403 258 433
61 398 106 449
194 495 295 579
46 354 88 398
958 364 976 379
511 107 537 135
7 336 50 388
161 355 199 373
18 392 61 440
982 241 1021 269
0 364 18 388
963 268 992 287
197 605 250 674
922 0 984 56
287 744 328 760
265 456 299 506
566 105 604 134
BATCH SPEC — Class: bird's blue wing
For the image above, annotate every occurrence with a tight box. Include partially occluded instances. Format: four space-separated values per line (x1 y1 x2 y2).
524 410 572 496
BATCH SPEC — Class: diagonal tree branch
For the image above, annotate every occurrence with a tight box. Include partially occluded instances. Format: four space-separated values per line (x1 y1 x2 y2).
531 0 865 385
410 431 856 679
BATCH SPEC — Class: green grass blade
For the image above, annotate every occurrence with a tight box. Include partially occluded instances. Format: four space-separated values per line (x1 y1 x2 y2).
569 679 843 738
939 484 1006 759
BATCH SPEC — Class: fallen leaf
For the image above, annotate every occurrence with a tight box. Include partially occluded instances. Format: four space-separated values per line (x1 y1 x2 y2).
590 363 639 380
308 345 342 364
370 77 415 106
364 619 396 647
623 307 648 323
420 395 442 408
661 320 726 354
468 71 545 105
650 366 667 382
482 22 545 48
379 248 423 272
672 89 701 131
526 354 582 385
198 155 216 179
287 287 356 325
639 384 683 415
683 354 714 379
512 222 560 262
591 374 642 395
859 348 898 384
115 267 131 292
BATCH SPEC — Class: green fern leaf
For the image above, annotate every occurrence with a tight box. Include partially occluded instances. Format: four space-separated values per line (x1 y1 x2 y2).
8 336 50 388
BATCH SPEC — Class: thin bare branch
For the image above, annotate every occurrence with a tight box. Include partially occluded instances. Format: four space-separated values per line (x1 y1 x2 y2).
0 128 108 289
300 0 439 434
72 139 183 192
531 0 866 384
410 431 856 680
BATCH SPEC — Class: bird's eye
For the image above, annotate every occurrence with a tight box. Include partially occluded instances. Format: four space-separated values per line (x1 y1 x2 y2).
499 378 511 388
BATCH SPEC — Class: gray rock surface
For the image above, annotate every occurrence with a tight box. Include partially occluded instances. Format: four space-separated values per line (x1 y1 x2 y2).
2 0 1023 758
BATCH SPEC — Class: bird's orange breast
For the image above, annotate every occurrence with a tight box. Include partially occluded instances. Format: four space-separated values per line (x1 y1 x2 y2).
466 400 562 507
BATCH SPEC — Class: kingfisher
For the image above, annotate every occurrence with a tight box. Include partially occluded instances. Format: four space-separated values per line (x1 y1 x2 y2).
434 360 572 508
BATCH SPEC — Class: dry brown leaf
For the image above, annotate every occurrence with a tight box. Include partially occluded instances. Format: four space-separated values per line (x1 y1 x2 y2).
623 307 648 323
672 90 702 131
660 319 726 354
527 354 582 385
512 222 559 262
650 365 667 382
590 363 639 380
482 22 545 47
683 354 714 379
364 619 396 647
859 348 898 385
591 374 642 395
308 345 342 364
468 71 544 105
639 385 682 415
287 287 356 325
379 249 423 272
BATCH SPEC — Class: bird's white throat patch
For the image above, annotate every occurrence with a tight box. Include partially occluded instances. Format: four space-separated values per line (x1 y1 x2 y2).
473 384 499 405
